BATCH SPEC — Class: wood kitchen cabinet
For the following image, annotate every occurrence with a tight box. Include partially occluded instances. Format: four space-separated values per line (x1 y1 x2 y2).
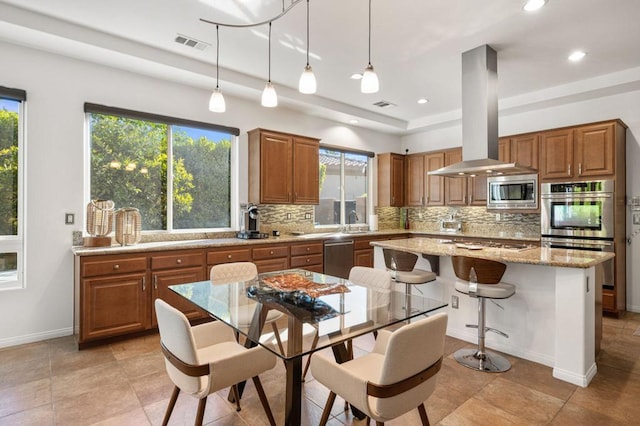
444 148 467 206
378 153 404 207
500 134 539 170
252 244 290 273
77 255 149 344
405 152 445 207
290 242 323 273
150 250 206 327
248 128 320 204
539 120 623 181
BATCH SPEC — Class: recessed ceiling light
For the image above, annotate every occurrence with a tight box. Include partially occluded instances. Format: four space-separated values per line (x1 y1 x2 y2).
417 98 429 104
568 50 587 62
350 73 363 80
523 0 547 12
349 119 359 124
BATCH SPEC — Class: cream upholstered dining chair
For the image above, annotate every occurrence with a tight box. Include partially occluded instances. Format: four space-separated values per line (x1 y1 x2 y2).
301 266 392 381
155 299 277 426
210 262 285 354
311 312 448 426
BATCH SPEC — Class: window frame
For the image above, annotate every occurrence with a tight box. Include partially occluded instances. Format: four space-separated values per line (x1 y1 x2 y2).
0 86 27 291
84 103 240 234
315 145 374 229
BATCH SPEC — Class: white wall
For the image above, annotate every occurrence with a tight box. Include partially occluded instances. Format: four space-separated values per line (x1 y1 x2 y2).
401 90 640 312
0 41 401 347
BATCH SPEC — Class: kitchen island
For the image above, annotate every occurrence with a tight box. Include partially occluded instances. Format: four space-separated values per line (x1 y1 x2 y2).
370 237 615 387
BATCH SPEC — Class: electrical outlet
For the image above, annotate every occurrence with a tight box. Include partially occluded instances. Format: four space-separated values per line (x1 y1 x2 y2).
304 213 311 219
286 213 292 220
451 295 459 309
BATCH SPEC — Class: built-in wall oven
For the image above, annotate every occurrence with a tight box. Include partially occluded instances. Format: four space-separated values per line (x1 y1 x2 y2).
541 179 615 288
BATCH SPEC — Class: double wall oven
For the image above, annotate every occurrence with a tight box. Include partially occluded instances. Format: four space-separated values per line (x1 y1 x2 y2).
541 179 615 288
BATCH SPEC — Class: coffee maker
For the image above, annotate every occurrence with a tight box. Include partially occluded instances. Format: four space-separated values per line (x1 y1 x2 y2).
237 204 268 239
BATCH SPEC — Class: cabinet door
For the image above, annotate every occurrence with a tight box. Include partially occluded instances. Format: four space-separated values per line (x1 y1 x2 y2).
540 129 574 180
260 132 293 203
81 272 149 341
292 137 320 204
405 154 425 206
378 153 404 207
575 122 615 177
444 148 467 205
254 258 289 273
468 175 487 206
152 266 206 327
354 249 374 267
511 134 539 170
498 138 511 162
425 152 445 206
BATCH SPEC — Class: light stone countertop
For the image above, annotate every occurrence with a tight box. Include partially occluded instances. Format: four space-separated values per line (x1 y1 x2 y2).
370 237 614 269
71 228 541 257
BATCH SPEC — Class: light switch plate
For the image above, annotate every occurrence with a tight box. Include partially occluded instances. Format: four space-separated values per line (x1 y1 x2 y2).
65 213 75 224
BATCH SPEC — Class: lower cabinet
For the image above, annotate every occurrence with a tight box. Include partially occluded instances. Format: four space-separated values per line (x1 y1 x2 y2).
151 267 206 327
80 272 149 342
252 245 290 273
290 242 323 273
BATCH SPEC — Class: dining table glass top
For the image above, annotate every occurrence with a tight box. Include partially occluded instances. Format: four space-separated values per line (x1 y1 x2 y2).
169 268 448 360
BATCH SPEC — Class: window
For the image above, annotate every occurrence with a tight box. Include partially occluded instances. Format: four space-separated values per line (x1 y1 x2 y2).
0 86 26 290
86 104 239 232
315 147 371 227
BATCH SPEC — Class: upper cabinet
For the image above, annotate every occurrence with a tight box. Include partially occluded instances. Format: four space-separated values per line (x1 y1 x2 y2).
539 121 623 181
378 153 404 207
500 134 539 170
444 148 468 206
248 128 320 204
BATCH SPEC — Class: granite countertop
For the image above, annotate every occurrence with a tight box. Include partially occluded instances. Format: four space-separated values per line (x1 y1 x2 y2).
370 237 614 269
71 228 542 257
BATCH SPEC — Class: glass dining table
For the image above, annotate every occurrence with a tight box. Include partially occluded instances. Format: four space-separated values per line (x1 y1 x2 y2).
169 268 447 426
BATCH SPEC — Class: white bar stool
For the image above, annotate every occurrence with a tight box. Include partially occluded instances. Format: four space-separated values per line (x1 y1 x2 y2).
451 255 515 373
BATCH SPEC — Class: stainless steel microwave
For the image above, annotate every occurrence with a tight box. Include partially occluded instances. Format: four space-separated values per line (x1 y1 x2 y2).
487 173 538 210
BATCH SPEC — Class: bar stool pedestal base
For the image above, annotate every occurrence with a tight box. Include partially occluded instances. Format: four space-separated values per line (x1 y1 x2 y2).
454 348 511 373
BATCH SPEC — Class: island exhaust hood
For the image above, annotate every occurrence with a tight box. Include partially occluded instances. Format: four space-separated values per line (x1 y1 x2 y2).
428 45 536 177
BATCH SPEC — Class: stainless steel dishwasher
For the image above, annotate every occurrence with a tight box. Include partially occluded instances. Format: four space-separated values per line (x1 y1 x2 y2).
323 239 354 279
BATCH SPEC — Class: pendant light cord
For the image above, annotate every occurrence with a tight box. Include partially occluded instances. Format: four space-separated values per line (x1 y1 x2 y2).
268 21 272 83
305 0 310 66
367 0 372 67
215 25 220 89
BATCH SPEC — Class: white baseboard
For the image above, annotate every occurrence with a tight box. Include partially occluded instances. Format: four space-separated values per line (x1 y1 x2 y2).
0 327 73 349
553 362 597 387
625 303 640 313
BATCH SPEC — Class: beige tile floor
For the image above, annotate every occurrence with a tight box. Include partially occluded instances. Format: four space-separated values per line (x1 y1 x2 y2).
0 311 639 425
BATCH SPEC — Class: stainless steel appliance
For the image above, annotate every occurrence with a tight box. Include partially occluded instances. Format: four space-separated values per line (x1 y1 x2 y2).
323 239 354 279
237 204 268 239
487 173 538 210
541 180 614 239
541 179 615 288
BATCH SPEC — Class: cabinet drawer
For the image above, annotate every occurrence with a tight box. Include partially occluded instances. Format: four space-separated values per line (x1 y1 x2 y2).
207 248 251 265
603 290 615 311
290 254 323 268
151 251 203 270
81 256 147 277
252 245 289 260
254 258 289 273
290 243 323 256
354 239 375 250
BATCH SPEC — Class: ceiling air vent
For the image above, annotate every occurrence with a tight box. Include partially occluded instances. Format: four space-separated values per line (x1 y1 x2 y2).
372 100 397 108
174 34 210 51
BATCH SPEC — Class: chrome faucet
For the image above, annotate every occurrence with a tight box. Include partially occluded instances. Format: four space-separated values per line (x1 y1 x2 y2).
347 210 359 231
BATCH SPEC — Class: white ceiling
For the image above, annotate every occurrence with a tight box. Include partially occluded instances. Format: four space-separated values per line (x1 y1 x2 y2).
1 0 640 134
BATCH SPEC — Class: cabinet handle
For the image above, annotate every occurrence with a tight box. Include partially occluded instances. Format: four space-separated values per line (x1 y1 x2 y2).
176 259 182 264
227 254 232 259
113 264 119 270
270 250 274 255
469 194 473 204
142 276 146 291
153 275 158 290
306 258 310 263
306 247 310 252
463 194 467 204
568 164 571 175
579 163 582 175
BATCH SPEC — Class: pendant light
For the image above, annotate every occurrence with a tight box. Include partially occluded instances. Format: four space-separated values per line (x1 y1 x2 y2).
361 0 379 94
208 25 226 112
261 22 278 107
298 0 316 94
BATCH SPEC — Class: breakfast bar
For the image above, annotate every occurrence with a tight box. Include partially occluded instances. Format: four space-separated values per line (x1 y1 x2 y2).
370 237 615 387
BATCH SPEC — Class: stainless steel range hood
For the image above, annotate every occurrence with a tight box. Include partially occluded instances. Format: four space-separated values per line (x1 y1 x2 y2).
428 45 536 177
